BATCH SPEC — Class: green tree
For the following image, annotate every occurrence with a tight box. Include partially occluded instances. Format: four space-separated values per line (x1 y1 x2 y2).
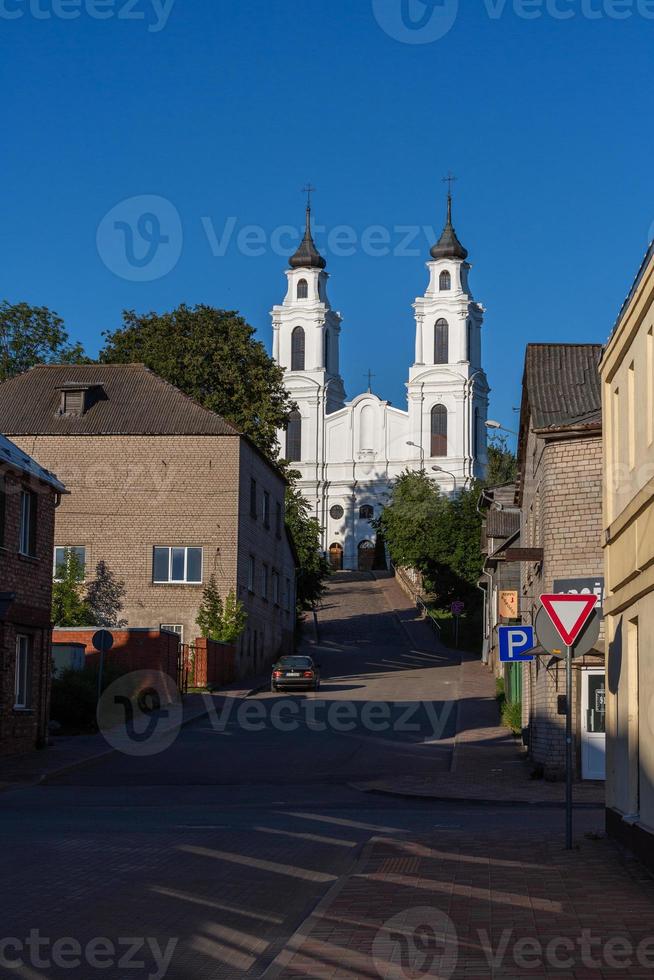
85 561 127 628
0 301 87 382
375 470 483 605
284 476 330 613
219 589 248 644
485 433 517 485
52 551 92 627
196 576 247 643
100 304 293 458
196 576 224 640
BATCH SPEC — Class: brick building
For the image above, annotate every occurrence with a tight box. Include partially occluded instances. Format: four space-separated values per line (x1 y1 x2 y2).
478 483 521 683
601 242 654 865
516 344 605 780
0 365 297 678
0 434 65 754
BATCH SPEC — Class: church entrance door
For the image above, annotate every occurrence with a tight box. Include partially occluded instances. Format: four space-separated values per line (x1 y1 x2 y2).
329 543 343 571
358 540 375 572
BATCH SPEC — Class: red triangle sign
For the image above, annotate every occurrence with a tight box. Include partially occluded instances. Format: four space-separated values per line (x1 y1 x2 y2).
540 593 598 646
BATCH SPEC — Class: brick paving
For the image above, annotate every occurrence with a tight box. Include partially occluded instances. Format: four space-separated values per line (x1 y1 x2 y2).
269 829 654 978
0 674 268 793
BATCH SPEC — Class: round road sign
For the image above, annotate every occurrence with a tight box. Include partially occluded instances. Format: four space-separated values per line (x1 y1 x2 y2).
535 607 601 658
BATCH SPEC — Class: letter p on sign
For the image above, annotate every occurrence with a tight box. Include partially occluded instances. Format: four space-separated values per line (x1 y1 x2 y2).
499 625 535 662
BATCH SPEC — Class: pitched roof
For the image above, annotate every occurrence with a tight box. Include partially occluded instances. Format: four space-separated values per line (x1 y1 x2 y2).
0 433 66 492
0 364 241 437
485 509 521 539
523 344 602 430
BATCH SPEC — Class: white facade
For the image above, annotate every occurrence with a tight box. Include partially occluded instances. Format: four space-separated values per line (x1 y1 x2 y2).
272 199 489 571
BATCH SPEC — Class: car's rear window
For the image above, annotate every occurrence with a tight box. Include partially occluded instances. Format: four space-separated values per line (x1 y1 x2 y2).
278 657 312 668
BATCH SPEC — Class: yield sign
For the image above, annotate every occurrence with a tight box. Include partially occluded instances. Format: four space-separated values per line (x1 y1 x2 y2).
540 593 598 646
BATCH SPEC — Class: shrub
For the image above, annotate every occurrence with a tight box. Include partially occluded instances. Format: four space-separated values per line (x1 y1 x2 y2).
502 699 522 736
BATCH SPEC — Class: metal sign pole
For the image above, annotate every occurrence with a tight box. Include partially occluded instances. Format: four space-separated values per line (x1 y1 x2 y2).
565 643 573 850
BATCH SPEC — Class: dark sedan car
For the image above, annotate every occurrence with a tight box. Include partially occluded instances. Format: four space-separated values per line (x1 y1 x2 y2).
271 656 321 692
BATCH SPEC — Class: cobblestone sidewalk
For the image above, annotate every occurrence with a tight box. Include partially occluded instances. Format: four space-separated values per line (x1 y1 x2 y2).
267 828 654 978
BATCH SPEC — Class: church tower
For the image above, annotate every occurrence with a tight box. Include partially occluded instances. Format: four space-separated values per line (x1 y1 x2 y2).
407 192 489 487
271 199 346 474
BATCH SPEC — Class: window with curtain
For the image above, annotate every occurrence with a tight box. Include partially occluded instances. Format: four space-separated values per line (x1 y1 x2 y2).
431 404 448 457
439 270 451 291
434 319 449 364
291 327 305 371
286 410 302 461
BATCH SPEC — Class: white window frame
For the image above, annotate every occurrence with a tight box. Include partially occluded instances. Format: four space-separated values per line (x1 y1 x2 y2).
53 546 86 581
19 490 36 557
153 546 203 585
161 624 184 641
14 634 31 709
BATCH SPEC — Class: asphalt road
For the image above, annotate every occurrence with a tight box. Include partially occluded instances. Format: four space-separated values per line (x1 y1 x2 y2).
0 576 603 979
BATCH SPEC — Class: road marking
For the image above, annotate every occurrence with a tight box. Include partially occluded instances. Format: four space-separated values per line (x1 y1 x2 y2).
179 844 337 882
252 826 357 848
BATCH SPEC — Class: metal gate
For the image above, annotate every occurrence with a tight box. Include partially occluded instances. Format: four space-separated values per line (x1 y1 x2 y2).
177 642 194 694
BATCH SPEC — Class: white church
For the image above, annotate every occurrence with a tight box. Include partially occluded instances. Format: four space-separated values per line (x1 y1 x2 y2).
271 192 489 572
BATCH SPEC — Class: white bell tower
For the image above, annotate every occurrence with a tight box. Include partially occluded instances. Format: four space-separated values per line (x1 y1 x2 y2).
271 196 345 476
407 190 489 487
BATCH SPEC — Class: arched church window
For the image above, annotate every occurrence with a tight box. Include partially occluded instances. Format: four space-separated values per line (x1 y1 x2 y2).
286 410 302 462
439 270 451 291
360 404 374 451
359 504 374 520
434 319 449 365
297 278 308 300
324 329 330 371
291 326 305 371
431 404 448 457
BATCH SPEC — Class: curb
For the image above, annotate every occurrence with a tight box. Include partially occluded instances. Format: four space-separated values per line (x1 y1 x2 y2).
350 782 605 809
0 680 266 793
260 836 379 979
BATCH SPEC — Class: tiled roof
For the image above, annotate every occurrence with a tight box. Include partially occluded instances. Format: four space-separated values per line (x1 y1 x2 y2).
523 344 602 430
0 364 241 437
486 509 521 539
0 433 66 492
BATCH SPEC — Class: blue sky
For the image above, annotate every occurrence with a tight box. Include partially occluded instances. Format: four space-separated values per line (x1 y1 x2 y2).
2 0 653 445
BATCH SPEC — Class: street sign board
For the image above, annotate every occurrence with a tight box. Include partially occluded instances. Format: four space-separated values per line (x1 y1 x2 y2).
451 600 465 617
553 577 605 619
540 594 598 647
498 590 518 619
92 629 114 653
499 625 535 662
536 607 601 659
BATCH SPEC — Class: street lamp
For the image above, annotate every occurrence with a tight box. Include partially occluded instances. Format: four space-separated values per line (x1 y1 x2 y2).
406 440 425 469
431 465 457 491
486 419 519 437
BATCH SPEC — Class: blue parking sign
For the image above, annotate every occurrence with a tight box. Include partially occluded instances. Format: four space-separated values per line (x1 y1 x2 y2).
499 625 535 662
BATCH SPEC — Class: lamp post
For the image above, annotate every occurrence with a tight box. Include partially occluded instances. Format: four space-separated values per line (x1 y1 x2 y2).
431 465 457 491
486 419 519 437
406 440 425 470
